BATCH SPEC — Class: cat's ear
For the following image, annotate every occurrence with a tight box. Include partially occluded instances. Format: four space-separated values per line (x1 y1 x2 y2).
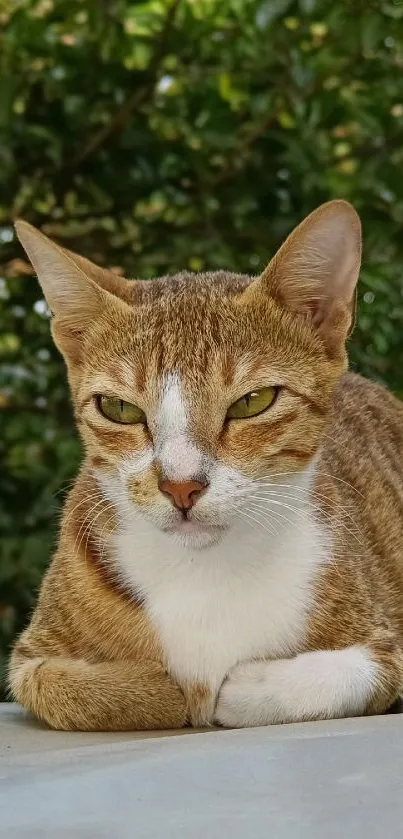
15 220 130 359
249 200 361 353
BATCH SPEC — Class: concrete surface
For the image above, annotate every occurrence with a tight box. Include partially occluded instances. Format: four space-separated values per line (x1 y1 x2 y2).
1 703 403 838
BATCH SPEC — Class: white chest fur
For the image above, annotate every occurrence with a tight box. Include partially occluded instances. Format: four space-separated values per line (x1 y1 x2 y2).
111 504 329 707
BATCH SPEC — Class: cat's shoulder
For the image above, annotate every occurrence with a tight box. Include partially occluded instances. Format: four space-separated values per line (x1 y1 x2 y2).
323 372 403 468
336 371 403 418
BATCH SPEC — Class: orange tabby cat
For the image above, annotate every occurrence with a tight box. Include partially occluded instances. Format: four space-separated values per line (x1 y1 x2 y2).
8 200 403 731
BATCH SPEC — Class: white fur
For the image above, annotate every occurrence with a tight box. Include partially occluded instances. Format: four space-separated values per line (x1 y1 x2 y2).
156 371 188 437
105 463 330 723
215 646 378 727
96 370 333 725
154 373 204 480
118 447 154 477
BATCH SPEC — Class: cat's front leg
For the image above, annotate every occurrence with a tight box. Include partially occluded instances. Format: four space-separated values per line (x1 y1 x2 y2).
9 648 187 731
215 643 402 728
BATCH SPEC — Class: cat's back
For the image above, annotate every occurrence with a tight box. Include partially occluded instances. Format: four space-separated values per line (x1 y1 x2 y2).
323 372 403 480
318 373 403 595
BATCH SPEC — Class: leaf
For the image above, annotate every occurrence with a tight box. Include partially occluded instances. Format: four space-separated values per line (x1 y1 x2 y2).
256 0 292 29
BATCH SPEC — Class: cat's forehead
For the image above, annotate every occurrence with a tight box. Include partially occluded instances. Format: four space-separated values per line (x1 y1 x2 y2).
90 270 260 372
93 277 254 366
132 269 252 304
84 270 322 401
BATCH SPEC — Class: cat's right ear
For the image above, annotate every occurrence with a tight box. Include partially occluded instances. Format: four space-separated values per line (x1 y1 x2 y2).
15 220 129 360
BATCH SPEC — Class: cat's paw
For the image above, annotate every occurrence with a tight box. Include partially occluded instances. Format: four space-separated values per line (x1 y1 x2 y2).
215 647 377 728
215 660 277 728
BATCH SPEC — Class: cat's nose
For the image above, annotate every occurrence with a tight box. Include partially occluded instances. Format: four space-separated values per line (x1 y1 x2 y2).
159 479 208 511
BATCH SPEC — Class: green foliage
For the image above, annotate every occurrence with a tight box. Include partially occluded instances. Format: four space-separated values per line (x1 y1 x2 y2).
1 0 403 697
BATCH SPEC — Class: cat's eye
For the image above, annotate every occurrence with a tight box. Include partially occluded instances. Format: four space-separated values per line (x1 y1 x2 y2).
97 396 146 425
226 387 278 420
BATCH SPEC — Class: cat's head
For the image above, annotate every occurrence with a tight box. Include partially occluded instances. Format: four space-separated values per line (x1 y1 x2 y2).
16 201 361 549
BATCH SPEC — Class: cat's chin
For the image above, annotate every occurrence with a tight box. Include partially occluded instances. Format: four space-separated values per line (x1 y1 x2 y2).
163 519 227 550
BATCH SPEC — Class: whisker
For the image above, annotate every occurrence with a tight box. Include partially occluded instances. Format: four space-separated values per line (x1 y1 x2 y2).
78 502 117 559
61 492 102 533
246 500 303 533
72 497 109 555
249 491 338 532
237 507 277 537
250 482 356 514
250 489 347 525
52 476 100 499
252 487 363 542
256 469 364 498
98 511 122 566
248 495 363 547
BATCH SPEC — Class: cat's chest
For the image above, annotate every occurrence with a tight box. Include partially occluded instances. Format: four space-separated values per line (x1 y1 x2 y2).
113 517 327 696
144 568 308 690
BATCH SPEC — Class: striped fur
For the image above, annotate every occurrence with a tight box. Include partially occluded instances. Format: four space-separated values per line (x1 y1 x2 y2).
8 201 403 730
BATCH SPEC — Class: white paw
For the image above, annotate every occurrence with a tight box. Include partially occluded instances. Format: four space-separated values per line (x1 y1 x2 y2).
214 647 377 728
215 659 280 728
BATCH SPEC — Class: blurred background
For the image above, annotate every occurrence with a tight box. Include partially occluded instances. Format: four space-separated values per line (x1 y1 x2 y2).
1 0 403 699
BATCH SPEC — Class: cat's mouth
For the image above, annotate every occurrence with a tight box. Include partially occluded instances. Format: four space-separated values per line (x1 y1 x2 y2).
163 516 227 547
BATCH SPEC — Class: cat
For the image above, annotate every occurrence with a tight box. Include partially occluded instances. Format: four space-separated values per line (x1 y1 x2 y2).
8 200 403 731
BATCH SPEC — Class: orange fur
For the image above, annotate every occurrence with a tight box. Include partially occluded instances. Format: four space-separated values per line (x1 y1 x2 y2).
8 202 403 730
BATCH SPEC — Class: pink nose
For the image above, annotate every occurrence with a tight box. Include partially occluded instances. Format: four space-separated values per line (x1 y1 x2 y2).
159 479 208 511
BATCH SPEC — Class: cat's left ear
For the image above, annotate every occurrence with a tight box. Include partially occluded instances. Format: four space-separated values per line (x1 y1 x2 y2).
247 200 361 354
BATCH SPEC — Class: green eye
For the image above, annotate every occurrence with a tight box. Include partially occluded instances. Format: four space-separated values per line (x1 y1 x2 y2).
97 396 146 425
226 387 278 420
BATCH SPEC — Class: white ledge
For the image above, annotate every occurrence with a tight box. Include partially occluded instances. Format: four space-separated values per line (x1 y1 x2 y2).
1 703 402 837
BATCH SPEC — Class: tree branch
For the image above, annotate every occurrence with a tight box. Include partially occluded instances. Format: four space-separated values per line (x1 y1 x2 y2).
67 0 180 171
208 115 275 188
